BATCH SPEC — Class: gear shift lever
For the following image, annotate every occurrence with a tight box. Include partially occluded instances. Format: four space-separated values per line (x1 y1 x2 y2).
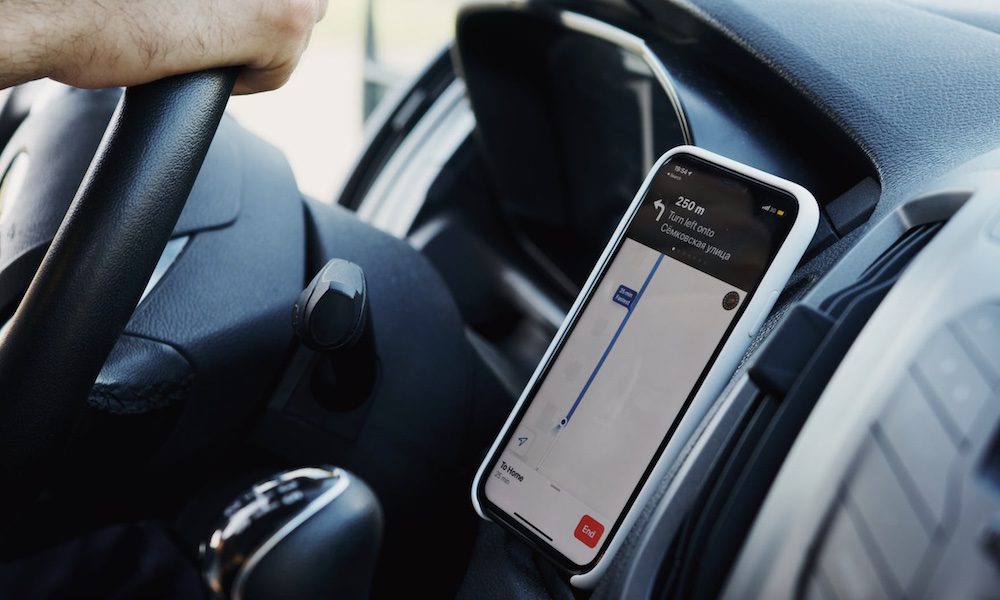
201 466 382 600
292 259 378 410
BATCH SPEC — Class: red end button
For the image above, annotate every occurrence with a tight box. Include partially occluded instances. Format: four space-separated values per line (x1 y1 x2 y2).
574 515 605 548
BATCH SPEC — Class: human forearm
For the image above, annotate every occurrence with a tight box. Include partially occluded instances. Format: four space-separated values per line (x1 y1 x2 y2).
0 0 74 89
0 0 326 94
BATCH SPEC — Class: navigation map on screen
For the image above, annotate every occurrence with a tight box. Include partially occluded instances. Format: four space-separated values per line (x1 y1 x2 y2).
481 154 799 567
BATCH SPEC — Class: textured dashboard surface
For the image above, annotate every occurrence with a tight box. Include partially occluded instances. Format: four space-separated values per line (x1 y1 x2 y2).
672 0 1000 207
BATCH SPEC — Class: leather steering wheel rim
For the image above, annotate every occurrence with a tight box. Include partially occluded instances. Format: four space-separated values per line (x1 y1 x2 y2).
0 69 237 519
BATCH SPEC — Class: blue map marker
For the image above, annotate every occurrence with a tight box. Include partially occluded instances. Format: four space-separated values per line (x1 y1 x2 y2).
613 285 637 308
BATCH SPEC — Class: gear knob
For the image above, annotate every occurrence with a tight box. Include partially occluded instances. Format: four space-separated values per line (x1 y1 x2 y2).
201 466 382 600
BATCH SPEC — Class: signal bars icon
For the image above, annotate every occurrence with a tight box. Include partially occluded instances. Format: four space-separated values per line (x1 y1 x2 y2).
761 205 785 216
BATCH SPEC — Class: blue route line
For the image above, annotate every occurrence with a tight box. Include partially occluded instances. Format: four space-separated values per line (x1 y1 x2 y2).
559 253 665 428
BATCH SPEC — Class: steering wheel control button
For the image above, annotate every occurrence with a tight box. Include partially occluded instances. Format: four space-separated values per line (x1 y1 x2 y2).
574 515 605 548
293 259 378 411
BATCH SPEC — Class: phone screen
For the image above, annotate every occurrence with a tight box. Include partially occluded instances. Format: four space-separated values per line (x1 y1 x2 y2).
479 153 800 569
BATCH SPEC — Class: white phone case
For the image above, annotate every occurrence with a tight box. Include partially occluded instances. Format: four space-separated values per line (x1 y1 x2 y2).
471 145 819 588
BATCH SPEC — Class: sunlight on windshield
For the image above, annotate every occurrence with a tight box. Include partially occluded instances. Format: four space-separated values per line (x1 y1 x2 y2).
227 0 459 202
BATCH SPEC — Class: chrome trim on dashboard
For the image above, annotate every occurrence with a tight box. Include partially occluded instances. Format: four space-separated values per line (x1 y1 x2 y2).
354 4 693 238
557 11 693 146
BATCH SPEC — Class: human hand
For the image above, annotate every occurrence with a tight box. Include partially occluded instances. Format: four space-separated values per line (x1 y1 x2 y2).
1 0 328 94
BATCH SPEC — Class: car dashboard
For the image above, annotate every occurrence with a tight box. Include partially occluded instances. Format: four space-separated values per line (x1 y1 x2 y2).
338 0 1000 597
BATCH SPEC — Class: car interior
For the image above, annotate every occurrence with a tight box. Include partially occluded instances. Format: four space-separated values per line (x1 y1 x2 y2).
1 0 999 598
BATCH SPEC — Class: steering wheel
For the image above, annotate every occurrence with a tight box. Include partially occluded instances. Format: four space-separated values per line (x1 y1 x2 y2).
0 69 236 520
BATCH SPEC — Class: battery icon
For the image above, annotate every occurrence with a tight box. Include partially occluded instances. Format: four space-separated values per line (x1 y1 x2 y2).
776 209 785 216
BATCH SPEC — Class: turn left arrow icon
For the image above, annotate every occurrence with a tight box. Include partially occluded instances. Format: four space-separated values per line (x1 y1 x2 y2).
653 199 665 221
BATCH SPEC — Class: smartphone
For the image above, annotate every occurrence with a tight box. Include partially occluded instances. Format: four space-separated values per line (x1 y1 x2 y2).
471 146 819 587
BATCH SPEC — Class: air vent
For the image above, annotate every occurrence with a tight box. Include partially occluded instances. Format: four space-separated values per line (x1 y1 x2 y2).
655 222 944 600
